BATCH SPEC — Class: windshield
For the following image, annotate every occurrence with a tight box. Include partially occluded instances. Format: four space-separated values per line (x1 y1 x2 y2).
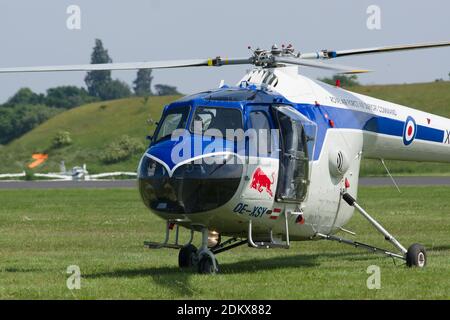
190 106 243 138
154 106 190 142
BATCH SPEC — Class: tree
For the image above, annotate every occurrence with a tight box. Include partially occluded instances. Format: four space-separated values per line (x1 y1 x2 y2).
0 104 60 144
154 84 181 96
133 69 153 96
318 75 360 87
84 39 113 99
99 80 132 100
45 86 97 109
52 131 72 148
100 135 145 164
0 108 14 142
84 39 132 101
5 88 45 107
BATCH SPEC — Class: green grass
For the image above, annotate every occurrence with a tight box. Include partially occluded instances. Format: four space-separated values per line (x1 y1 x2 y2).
0 186 448 299
0 81 449 176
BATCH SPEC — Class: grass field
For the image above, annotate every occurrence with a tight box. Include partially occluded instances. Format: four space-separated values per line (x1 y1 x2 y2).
0 186 448 300
0 81 449 176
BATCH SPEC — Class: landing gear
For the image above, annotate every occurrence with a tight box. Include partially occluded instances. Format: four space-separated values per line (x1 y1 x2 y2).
146 221 248 274
144 221 194 249
180 229 248 274
176 228 220 274
319 193 428 268
178 244 198 268
406 243 427 268
198 255 220 274
177 234 247 274
196 228 219 274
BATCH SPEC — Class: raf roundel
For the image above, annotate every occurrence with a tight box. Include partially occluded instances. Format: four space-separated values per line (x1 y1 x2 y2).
403 116 417 146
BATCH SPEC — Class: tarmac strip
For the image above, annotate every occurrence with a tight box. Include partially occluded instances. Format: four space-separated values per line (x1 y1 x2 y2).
0 177 450 189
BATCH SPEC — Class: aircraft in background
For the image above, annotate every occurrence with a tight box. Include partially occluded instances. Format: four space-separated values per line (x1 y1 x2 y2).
0 161 136 181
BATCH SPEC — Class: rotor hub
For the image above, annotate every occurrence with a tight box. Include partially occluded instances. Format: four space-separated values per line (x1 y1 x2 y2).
249 44 300 68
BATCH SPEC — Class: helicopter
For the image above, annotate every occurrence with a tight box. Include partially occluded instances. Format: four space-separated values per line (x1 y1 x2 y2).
1 41 449 274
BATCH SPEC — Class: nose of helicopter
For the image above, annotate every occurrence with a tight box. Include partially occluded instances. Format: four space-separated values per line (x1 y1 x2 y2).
138 140 243 214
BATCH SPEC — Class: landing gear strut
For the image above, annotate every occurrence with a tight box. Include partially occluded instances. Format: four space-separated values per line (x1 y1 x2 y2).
319 193 427 267
196 228 219 274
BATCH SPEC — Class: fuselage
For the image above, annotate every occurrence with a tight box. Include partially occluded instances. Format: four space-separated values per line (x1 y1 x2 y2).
138 66 450 241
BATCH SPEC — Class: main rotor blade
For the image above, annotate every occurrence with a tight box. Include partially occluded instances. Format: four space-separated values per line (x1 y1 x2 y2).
0 57 251 74
274 56 371 74
300 41 450 59
333 41 450 58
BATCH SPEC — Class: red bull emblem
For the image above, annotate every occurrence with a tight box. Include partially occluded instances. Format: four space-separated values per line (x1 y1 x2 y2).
250 167 275 197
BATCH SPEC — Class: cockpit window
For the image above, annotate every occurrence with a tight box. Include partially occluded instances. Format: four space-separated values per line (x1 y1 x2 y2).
190 107 243 138
154 106 190 142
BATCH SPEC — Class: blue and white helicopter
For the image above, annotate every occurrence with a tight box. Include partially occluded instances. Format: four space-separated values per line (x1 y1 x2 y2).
1 41 449 274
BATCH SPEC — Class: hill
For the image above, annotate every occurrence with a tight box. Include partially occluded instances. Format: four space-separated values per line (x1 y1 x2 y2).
0 81 449 176
0 96 176 174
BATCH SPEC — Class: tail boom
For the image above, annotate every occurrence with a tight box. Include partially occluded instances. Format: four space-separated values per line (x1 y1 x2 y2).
362 110 450 163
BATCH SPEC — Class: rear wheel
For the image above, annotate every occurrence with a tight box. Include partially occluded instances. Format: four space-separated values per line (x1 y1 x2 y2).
406 243 427 268
178 244 198 268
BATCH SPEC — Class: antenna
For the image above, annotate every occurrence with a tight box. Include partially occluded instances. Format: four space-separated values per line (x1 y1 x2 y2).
380 159 401 193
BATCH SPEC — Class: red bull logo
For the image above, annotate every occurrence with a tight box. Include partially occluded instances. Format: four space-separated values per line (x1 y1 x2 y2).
250 167 275 197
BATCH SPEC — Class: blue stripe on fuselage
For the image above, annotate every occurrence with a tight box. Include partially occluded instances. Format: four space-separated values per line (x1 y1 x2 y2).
151 88 445 163
293 103 445 160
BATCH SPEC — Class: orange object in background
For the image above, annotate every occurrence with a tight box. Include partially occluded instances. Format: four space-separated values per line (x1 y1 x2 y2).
28 154 48 169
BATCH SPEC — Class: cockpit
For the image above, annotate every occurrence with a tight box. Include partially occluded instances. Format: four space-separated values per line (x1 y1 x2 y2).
138 88 317 215
153 105 244 144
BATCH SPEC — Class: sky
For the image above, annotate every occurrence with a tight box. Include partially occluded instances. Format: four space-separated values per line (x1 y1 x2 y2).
0 0 449 103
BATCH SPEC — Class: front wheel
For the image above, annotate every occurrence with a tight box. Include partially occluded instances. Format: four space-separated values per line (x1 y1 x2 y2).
178 244 198 268
406 243 427 268
198 255 219 274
